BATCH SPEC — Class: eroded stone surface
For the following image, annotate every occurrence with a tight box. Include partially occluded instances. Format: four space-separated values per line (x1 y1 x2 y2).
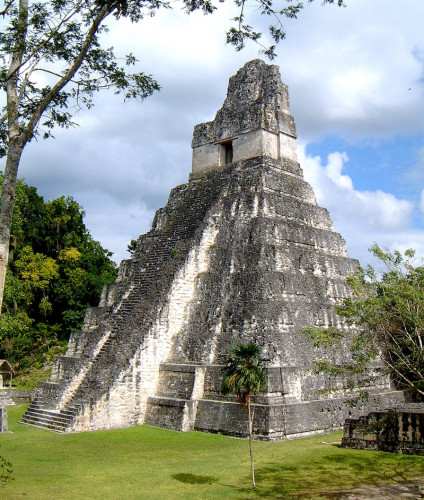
20 60 404 437
192 59 298 175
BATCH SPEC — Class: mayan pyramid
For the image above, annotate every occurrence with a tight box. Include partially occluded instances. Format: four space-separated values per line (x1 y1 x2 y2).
20 60 404 438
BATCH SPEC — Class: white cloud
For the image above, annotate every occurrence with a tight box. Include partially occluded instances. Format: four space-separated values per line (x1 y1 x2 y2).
298 145 417 264
299 146 414 230
81 195 156 263
11 0 424 266
277 0 424 140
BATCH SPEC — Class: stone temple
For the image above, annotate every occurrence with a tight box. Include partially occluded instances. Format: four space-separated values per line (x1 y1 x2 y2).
20 60 404 438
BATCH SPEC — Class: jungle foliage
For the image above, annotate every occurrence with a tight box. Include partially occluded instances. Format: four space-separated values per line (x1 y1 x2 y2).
0 175 117 372
304 244 424 401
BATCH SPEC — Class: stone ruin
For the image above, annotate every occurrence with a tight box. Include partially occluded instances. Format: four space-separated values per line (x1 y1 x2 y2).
0 390 15 433
0 360 14 389
20 60 404 438
342 404 424 455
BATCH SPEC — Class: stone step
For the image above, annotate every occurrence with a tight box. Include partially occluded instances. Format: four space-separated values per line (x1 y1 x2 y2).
24 403 78 417
23 408 74 425
20 413 71 429
19 397 81 433
19 417 68 433
19 409 70 424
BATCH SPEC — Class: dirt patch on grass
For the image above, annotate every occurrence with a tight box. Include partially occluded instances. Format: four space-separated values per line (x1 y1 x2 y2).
321 478 424 499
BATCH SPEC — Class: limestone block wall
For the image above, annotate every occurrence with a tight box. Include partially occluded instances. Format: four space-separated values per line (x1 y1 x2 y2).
192 129 298 176
168 156 359 367
192 142 223 176
192 369 405 440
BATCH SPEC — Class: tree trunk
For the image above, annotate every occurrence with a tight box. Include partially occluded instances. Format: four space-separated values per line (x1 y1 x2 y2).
247 401 256 490
0 142 24 313
0 0 29 315
0 2 114 315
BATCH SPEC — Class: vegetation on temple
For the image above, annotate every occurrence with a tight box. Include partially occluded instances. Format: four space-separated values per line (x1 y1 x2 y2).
0 175 117 374
304 244 424 401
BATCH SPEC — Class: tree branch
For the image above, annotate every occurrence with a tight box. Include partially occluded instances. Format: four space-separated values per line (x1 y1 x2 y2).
0 0 15 17
2 1 89 84
384 358 424 397
6 0 28 144
21 5 111 145
33 67 80 84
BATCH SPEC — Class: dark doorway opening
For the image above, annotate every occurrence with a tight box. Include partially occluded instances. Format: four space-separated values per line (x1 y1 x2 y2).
223 141 233 165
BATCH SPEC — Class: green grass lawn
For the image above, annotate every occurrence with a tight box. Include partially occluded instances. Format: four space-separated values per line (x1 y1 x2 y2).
1 405 423 499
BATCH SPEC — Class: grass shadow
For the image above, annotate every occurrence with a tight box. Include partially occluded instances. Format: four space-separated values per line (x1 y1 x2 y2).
171 473 218 485
232 450 424 498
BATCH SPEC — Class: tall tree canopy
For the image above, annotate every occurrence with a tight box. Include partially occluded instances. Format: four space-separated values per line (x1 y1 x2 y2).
0 175 117 371
0 0 345 312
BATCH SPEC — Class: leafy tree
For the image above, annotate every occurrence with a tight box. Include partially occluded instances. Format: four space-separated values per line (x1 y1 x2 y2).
35 197 87 257
14 246 59 308
0 176 116 371
222 342 269 491
304 244 424 401
0 309 33 367
0 0 345 313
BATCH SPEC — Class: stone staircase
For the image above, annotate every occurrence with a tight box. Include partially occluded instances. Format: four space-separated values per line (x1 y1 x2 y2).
19 396 81 433
19 171 229 432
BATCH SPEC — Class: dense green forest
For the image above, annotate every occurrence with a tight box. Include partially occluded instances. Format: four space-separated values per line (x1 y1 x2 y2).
0 175 117 375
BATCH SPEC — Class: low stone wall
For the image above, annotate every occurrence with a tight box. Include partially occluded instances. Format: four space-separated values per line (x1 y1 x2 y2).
145 397 187 430
10 389 35 403
195 400 271 439
0 388 34 404
342 403 424 455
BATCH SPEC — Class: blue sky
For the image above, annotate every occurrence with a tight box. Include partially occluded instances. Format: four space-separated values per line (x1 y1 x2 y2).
10 0 424 267
306 135 422 198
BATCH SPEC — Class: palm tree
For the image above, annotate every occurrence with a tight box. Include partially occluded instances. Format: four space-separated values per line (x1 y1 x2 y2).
222 342 269 491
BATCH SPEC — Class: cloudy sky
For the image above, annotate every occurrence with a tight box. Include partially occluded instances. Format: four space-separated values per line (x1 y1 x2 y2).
14 0 424 267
